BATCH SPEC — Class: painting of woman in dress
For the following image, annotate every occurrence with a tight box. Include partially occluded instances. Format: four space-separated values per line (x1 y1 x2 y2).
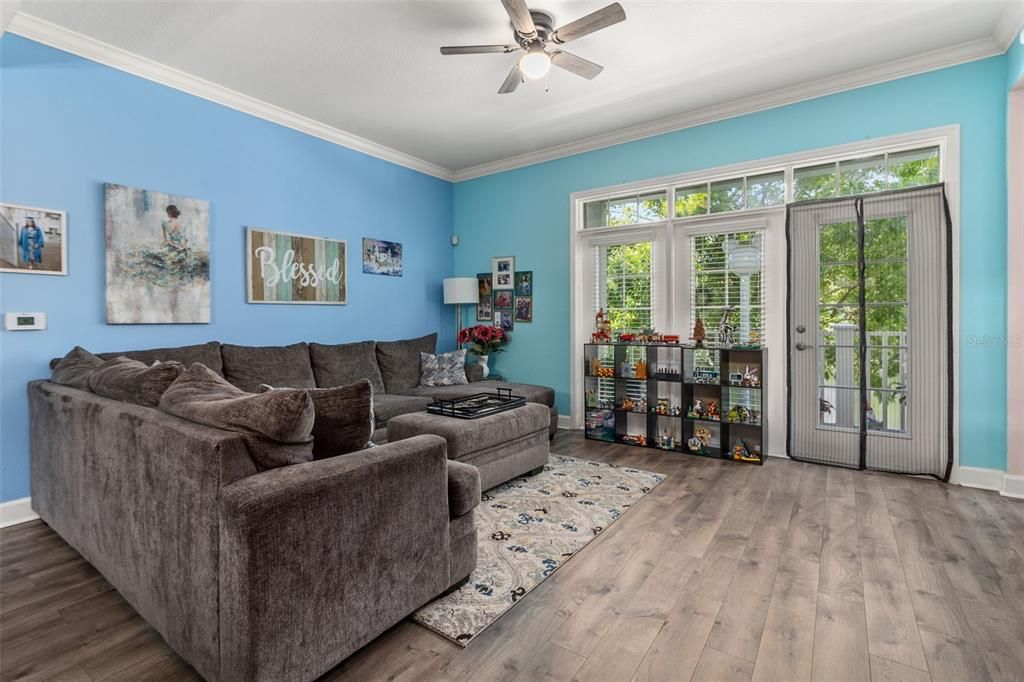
105 184 210 324
0 203 66 275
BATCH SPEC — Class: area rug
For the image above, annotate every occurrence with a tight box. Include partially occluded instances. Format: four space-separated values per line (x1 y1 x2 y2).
412 454 664 645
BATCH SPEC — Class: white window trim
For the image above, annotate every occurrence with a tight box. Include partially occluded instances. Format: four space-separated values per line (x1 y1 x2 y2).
568 124 960 481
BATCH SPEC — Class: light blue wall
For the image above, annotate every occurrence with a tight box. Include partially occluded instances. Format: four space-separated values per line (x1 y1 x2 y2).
454 55 1009 471
0 35 455 502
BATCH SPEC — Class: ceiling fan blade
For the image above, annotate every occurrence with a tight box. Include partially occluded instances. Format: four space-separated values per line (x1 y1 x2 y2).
440 44 519 55
551 50 603 80
550 2 626 44
498 63 524 94
501 0 537 37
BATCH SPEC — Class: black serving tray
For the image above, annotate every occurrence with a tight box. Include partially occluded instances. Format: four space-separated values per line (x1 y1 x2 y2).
426 388 527 419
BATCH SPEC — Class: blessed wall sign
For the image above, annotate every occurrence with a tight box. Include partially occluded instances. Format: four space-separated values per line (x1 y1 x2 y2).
246 227 347 305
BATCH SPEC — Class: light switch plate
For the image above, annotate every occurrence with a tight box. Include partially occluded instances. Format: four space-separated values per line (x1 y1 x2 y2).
4 312 47 331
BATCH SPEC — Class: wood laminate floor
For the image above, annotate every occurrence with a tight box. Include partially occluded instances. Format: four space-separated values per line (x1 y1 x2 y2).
4 431 1024 681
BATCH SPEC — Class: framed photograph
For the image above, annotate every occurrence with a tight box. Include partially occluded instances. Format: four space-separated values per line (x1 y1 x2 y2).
361 237 402 277
515 296 532 322
492 255 514 289
0 203 67 275
247 227 346 305
476 272 493 321
493 290 514 311
514 270 532 296
105 184 209 323
494 310 514 332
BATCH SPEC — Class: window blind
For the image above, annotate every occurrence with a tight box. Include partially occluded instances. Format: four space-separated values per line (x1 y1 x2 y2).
594 240 654 333
690 230 764 345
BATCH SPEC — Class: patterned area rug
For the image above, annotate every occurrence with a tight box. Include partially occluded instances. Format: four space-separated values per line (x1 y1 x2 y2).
412 454 664 646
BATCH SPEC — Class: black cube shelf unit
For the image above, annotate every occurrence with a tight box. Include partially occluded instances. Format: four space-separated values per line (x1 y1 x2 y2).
584 343 767 464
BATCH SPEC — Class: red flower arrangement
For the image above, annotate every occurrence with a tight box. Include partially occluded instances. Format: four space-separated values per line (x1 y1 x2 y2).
458 324 510 356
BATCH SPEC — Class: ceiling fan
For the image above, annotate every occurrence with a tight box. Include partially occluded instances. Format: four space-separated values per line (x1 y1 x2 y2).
440 0 626 94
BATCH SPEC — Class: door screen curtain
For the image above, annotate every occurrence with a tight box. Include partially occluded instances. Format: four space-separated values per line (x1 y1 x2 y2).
786 184 953 481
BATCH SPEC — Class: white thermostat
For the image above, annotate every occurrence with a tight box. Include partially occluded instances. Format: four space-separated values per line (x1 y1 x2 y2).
4 312 47 331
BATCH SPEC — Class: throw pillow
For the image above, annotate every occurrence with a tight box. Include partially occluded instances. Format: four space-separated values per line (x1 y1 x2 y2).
375 333 437 393
51 346 104 391
419 349 469 387
220 342 316 393
259 380 374 459
308 341 386 395
159 363 314 470
88 357 184 407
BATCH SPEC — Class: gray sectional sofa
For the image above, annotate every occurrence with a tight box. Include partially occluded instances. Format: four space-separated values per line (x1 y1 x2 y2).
31 334 557 681
44 334 559 441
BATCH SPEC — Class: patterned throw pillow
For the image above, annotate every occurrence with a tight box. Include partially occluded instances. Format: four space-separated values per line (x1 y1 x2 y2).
419 349 469 387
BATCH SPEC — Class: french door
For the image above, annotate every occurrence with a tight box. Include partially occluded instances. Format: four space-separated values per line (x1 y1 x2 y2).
787 184 953 479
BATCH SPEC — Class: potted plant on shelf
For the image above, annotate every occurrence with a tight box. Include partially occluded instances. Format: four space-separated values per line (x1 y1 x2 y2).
458 324 510 379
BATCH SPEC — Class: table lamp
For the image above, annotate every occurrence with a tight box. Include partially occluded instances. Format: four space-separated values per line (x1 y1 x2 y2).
443 277 479 347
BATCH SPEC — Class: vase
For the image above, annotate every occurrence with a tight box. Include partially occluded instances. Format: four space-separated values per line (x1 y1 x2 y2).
478 354 490 379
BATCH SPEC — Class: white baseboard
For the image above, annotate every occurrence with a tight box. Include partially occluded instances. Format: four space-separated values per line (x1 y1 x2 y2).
557 414 576 430
1003 474 1024 500
957 466 1024 500
0 497 39 528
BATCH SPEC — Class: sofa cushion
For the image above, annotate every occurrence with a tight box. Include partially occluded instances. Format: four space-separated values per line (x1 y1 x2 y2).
221 342 315 393
446 460 481 518
375 333 437 393
309 341 385 395
396 380 555 408
260 380 373 460
159 363 314 470
419 349 468 387
89 357 184 407
48 341 224 374
51 346 104 391
373 394 433 425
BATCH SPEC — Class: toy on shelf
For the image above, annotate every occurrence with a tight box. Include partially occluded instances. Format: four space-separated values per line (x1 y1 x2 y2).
732 331 761 350
687 436 703 453
621 397 635 412
727 404 750 423
657 428 677 450
688 399 704 419
706 401 720 421
694 425 712 446
692 368 719 384
718 306 736 348
634 360 648 379
690 317 706 348
586 388 598 408
653 366 680 380
620 360 635 378
732 439 761 462
621 433 647 446
740 365 761 387
591 309 612 343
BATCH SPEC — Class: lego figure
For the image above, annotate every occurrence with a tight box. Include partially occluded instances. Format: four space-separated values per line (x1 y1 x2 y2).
707 401 720 420
690 318 706 348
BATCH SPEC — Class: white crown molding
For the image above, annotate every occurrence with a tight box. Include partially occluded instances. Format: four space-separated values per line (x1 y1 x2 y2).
451 36 1003 181
993 2 1024 51
1 1 22 35
0 497 38 528
6 13 455 181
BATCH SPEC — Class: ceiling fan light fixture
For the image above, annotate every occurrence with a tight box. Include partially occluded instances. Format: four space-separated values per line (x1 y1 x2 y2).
519 45 551 79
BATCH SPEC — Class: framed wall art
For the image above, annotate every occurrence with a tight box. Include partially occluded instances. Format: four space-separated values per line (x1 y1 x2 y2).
247 227 346 305
362 237 402 277
492 255 514 290
476 272 492 320
0 203 67 275
105 184 209 324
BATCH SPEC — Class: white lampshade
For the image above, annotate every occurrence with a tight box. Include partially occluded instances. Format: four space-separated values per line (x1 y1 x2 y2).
443 277 478 305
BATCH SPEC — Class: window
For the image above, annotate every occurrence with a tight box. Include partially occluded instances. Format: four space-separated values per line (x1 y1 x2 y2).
595 241 653 332
584 191 667 228
674 171 785 218
691 230 763 345
794 146 939 202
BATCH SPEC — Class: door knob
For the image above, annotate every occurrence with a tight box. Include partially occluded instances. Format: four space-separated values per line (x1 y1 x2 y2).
796 325 806 333
795 342 810 351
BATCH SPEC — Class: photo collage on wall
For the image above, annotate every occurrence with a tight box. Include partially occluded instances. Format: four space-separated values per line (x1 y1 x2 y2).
479 256 532 331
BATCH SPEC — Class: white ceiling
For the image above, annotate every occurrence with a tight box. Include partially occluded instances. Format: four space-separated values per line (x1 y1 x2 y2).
9 1 1022 177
